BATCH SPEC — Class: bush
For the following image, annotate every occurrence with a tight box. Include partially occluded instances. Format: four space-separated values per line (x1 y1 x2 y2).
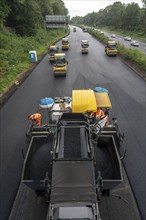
0 28 67 94
87 28 109 44
117 44 146 70
87 28 146 71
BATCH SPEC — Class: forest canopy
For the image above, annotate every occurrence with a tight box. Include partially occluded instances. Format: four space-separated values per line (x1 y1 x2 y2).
71 2 145 33
0 0 68 36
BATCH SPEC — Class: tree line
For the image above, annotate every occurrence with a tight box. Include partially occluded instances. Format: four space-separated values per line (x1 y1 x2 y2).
71 1 145 34
0 0 68 36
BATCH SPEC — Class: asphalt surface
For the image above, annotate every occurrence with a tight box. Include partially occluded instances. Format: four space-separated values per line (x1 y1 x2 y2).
101 30 146 54
0 26 145 220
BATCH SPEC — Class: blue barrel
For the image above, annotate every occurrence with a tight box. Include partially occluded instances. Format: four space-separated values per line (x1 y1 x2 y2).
39 97 54 109
94 87 108 93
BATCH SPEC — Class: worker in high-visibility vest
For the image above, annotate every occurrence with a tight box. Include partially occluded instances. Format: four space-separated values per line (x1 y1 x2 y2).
91 107 105 121
28 113 42 126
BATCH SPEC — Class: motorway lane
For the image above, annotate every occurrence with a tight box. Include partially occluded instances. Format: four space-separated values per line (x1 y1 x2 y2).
102 30 146 54
0 26 145 220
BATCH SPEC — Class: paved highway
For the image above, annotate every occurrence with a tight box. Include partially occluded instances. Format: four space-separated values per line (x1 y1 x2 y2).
0 26 145 220
101 30 146 54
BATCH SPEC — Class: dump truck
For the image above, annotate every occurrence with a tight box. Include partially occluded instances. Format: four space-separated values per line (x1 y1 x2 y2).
61 38 70 50
105 41 118 56
19 89 125 220
53 53 68 77
81 40 89 54
48 45 59 64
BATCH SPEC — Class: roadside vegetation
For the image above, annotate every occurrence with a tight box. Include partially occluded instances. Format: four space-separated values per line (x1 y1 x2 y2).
117 44 146 70
97 26 146 42
72 1 146 72
0 0 69 95
87 28 146 71
0 28 68 94
71 1 145 40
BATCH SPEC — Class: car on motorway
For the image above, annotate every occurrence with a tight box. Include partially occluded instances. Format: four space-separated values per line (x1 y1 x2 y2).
124 36 132 41
130 40 139 47
111 34 116 38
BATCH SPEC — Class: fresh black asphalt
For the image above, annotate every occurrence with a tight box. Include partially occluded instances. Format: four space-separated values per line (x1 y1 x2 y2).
0 26 145 220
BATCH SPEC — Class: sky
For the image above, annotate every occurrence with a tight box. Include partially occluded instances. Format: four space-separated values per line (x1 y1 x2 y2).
63 0 143 18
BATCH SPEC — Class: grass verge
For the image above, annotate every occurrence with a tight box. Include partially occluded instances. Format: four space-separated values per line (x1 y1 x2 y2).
87 28 146 72
96 26 146 42
0 27 69 95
